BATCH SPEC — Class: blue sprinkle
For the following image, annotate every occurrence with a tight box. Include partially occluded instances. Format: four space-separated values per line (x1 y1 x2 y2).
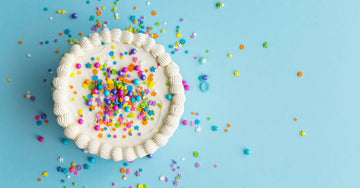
62 138 69 145
211 125 218 131
89 157 96 164
36 120 42 126
83 163 90 170
244 148 251 155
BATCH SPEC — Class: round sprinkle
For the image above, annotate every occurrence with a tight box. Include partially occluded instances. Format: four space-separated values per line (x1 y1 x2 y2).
211 125 218 131
76 63 82 69
89 157 96 163
193 151 199 157
166 94 172 100
19 40 23 44
7 78 11 82
71 13 78 19
159 176 165 182
263 42 269 48
200 58 207 64
62 138 69 145
227 124 232 127
151 11 157 16
240 44 245 50
294 118 298 122
200 81 209 92
112 182 116 186
244 148 251 155
182 120 188 125
297 72 303 77
38 136 44 142
195 162 200 168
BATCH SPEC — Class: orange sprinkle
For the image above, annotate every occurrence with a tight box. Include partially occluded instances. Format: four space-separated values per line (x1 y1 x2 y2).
19 40 23 44
90 105 95 111
225 129 229 132
59 32 63 36
97 133 103 139
294 118 298 122
92 69 99 75
297 72 303 77
79 32 83 36
97 22 102 28
227 124 232 128
112 127 116 131
142 120 148 125
122 135 126 139
38 178 42 182
73 91 77 95
23 95 27 98
69 85 74 89
120 168 126 173
96 10 102 16
151 11 157 16
45 120 49 124
128 64 135 71
191 112 195 115
151 91 157 96
145 69 149 73
133 6 137 10
240 44 245 50
153 33 159 39
133 21 137 24
55 49 60 53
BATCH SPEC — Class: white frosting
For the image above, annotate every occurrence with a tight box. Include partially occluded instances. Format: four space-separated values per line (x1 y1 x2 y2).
123 147 137 161
70 44 84 56
87 140 101 154
74 134 90 149
111 147 123 161
100 29 111 43
134 145 147 158
166 62 180 77
99 143 112 159
171 94 186 105
64 124 80 139
120 30 133 44
53 28 185 161
153 133 169 147
157 53 171 67
144 139 159 154
132 33 147 47
89 33 102 46
151 44 165 58
143 37 155 52
56 114 72 127
111 29 122 43
54 103 67 115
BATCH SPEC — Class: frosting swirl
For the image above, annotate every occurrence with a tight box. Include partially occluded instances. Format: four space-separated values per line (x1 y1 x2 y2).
144 139 159 154
59 54 75 66
89 33 101 46
100 28 111 43
53 77 68 89
157 52 171 67
160 125 177 137
56 64 71 78
170 84 184 94
111 147 123 161
70 44 84 56
151 44 165 58
56 114 72 127
99 143 112 159
80 37 94 50
169 75 182 85
74 134 90 149
166 62 180 76
53 89 67 103
171 94 186 105
142 37 155 52
64 124 80 139
153 133 169 147
54 103 67 115
87 140 101 154
132 33 147 47
170 104 185 117
111 29 122 42
120 30 133 44
134 145 147 158
123 147 137 161
163 114 181 127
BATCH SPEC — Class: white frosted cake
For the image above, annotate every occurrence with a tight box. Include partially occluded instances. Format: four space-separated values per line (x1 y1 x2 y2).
53 28 185 161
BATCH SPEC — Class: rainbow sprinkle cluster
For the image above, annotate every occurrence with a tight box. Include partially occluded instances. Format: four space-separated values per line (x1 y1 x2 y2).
76 46 164 140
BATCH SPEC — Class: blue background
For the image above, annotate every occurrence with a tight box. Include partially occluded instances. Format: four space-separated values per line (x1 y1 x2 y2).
1 0 359 187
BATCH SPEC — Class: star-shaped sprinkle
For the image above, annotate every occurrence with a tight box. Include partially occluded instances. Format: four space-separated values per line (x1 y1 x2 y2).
97 133 103 139
195 126 201 133
58 157 64 163
85 62 91 68
42 171 48 177
150 66 156 72
234 71 240 77
135 171 141 176
263 42 268 48
194 119 200 125
300 130 306 136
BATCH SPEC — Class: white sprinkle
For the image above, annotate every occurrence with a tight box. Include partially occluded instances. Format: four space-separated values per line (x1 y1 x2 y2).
181 157 185 161
163 21 167 25
193 32 197 36
27 53 31 58
49 17 53 20
159 176 165 182
66 175 71 179
146 1 150 5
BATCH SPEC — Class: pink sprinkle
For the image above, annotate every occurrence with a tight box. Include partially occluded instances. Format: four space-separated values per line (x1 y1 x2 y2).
182 120 188 125
191 35 195 39
76 63 82 69
69 167 75 173
214 164 218 168
113 135 117 138
126 169 132 174
74 171 79 176
94 62 100 68
182 80 188 85
94 125 100 131
78 119 84 124
38 136 44 142
132 57 138 63
194 56 198 60
126 123 132 128
112 182 116 186
97 7 101 10
184 85 190 91
171 164 175 167
172 168 176 171
177 166 180 169
35 115 40 120
190 121 195 126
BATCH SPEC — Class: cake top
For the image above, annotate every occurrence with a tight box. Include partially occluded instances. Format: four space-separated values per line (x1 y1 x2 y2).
53 28 185 161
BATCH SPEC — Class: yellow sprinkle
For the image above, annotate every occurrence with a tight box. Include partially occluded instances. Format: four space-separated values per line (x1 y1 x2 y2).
111 46 116 49
7 78 11 82
113 7 117 10
61 10 66 15
176 41 180 45
300 130 306 136
228 53 232 57
148 81 155 88
77 71 82 75
112 56 116 59
71 162 75 166
176 33 182 38
78 109 84 115
161 30 165 33
69 42 73 45
102 6 105 10
70 72 76 78
82 84 89 88
138 184 144 188
115 16 119 19
57 10 61 13
120 56 124 60
72 98 76 101
97 57 101 61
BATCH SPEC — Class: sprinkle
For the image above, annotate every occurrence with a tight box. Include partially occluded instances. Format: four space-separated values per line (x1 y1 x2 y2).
182 120 188 125
7 78 11 82
263 42 269 48
211 125 218 131
297 72 303 77
38 136 44 142
195 126 201 133
244 148 251 155
199 58 207 64
193 151 199 157
216 2 224 8
294 118 298 122
300 130 306 136
240 44 245 50
228 53 232 57
195 162 200 168
19 40 23 44
42 171 48 177
151 11 157 16
234 71 240 77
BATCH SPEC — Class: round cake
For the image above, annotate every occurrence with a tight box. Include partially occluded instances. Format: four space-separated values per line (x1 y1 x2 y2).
53 28 185 161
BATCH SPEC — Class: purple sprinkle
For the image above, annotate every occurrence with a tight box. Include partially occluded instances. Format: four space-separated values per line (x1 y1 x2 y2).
40 41 44 45
195 162 200 168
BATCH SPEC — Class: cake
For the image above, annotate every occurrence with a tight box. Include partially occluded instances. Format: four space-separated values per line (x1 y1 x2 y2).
52 28 185 161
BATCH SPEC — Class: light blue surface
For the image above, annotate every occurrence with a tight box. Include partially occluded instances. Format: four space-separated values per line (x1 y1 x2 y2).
1 0 360 187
